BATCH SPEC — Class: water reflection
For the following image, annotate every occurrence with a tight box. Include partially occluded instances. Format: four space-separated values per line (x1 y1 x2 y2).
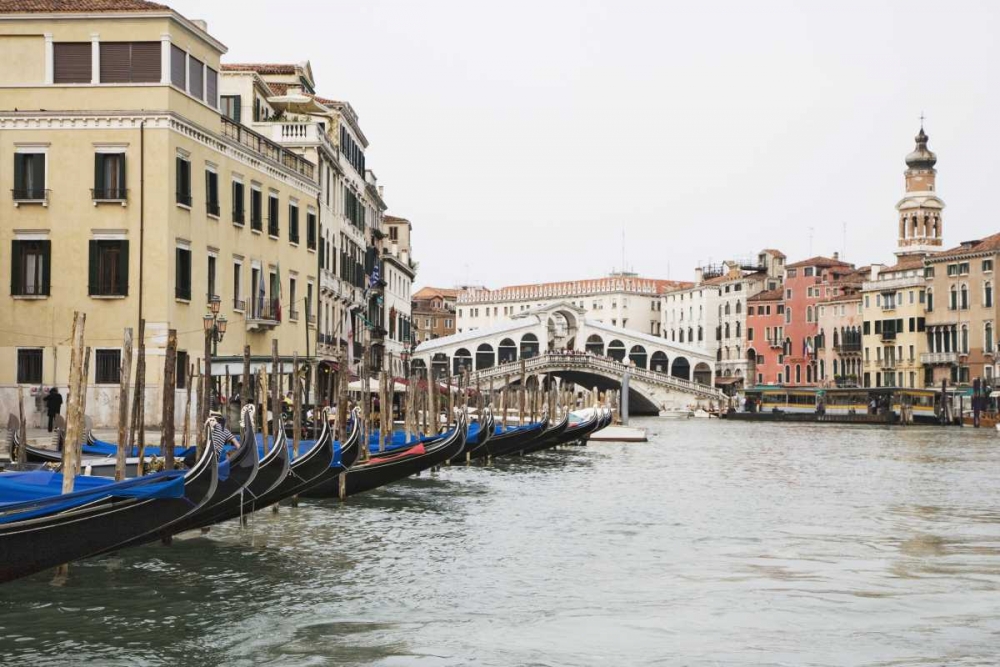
2 419 1000 665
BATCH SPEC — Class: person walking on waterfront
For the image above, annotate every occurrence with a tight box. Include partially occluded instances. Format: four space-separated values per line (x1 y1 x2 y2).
43 387 63 433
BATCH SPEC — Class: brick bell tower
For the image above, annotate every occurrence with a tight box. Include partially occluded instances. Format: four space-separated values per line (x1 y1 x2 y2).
895 122 945 256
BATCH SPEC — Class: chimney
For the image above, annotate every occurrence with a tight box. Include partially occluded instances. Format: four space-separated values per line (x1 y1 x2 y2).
833 251 839 261
695 267 704 284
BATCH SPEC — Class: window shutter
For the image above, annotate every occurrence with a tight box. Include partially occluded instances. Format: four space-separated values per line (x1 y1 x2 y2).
88 240 99 296
94 153 105 194
118 154 127 192
170 44 186 88
32 154 45 192
130 42 161 82
13 155 24 193
40 240 51 296
205 170 210 204
117 240 129 295
233 96 242 123
10 241 22 295
175 156 181 197
53 42 92 83
205 67 218 108
99 42 131 83
188 57 204 100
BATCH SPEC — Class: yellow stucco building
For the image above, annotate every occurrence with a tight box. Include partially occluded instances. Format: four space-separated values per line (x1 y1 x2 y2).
0 2 320 427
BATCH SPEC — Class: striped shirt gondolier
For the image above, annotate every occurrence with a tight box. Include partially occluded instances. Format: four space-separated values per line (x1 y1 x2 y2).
211 423 236 456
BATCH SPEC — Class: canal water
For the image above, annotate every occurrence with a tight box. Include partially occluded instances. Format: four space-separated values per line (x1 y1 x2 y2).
2 419 1000 666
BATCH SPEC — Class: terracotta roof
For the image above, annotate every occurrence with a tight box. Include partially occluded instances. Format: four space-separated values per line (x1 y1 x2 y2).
748 287 784 302
821 292 862 304
222 63 298 75
785 255 853 269
384 214 411 225
459 276 691 302
0 0 167 10
881 254 928 273
761 248 786 259
265 82 290 96
413 286 461 300
932 232 1000 260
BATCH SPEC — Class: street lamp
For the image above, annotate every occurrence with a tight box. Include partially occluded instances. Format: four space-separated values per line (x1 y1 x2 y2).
202 297 228 428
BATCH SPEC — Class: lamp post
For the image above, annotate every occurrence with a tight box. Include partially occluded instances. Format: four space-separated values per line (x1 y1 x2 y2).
201 296 228 431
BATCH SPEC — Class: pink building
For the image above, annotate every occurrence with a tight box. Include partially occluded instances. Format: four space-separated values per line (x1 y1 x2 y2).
746 288 785 385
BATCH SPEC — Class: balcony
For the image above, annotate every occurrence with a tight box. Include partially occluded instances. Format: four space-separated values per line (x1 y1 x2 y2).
833 343 863 355
206 201 220 217
921 351 959 365
12 188 49 207
247 299 280 331
880 359 897 370
221 117 315 180
879 330 897 341
91 187 127 205
233 208 245 226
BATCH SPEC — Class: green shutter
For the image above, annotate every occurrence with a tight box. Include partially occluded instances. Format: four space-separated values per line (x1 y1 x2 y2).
94 153 104 195
10 241 22 295
176 156 182 199
32 154 45 193
88 240 99 295
117 240 129 295
40 240 51 296
118 154 126 193
13 155 24 194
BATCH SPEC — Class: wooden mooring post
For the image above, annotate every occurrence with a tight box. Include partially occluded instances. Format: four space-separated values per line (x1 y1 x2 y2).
161 329 177 471
115 328 133 481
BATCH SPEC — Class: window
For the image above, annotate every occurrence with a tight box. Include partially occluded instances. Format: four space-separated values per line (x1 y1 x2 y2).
10 240 50 296
268 193 280 237
207 255 217 300
94 349 121 385
804 267 814 277
205 168 219 216
93 152 126 200
960 262 970 275
233 261 243 310
206 67 218 108
99 42 160 83
13 152 46 201
984 259 994 273
947 264 959 277
221 95 241 123
389 226 399 241
232 180 245 225
88 240 129 296
250 187 263 231
784 308 791 324
176 155 191 206
925 266 935 278
307 211 317 250
961 284 969 310
176 350 188 389
986 281 993 308
188 56 204 101
53 42 92 83
986 323 994 353
175 246 192 300
289 277 298 319
170 44 186 89
17 349 43 384
950 285 958 310
927 288 934 312
289 202 300 244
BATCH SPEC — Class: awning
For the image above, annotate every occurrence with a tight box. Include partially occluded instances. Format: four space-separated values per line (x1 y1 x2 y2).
714 376 744 386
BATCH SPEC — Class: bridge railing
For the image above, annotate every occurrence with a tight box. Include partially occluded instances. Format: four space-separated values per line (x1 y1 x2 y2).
468 351 723 398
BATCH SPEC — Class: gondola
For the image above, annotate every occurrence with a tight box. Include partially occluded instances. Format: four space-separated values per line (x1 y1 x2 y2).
102 405 260 549
293 408 363 498
247 411 342 511
182 411 290 530
517 413 573 455
317 411 466 499
0 422 218 584
483 418 549 458
448 409 494 464
531 410 602 453
23 431 148 478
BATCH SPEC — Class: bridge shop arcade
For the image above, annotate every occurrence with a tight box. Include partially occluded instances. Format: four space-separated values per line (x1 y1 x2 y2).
411 303 725 415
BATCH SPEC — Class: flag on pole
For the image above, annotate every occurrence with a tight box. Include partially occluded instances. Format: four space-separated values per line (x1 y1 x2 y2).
347 310 355 372
274 263 282 322
369 260 380 289
257 269 266 318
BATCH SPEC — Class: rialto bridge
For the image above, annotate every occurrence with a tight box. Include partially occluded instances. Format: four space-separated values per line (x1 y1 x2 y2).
412 302 724 414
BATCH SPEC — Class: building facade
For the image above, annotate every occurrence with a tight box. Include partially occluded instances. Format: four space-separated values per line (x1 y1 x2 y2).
457 274 689 338
0 2 321 426
745 288 785 385
413 287 459 344
815 279 864 387
861 258 928 388
923 234 1000 387
381 215 417 376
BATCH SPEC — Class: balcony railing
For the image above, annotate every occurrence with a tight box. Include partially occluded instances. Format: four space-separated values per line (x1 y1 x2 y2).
921 351 959 365
879 330 897 341
176 192 192 206
206 201 220 217
91 187 127 202
247 299 280 331
233 298 246 311
233 208 245 225
833 343 863 354
12 188 49 205
175 286 191 300
221 117 315 180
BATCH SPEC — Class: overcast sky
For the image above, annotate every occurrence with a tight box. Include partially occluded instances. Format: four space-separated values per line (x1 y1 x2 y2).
174 0 1000 289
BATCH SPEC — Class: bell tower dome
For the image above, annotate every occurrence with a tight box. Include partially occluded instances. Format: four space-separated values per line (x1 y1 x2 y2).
896 123 945 256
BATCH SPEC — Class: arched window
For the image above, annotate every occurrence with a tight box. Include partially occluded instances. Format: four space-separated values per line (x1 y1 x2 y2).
927 287 934 312
795 365 802 384
806 305 813 323
961 284 969 310
986 281 993 308
784 365 791 383
607 339 626 362
697 326 703 342
833 358 839 376
629 345 648 369
736 322 742 338
520 333 539 359
735 301 742 315
912 216 919 236
833 329 840 347
724 323 730 339
687 327 693 342
679 329 685 343
806 364 813 383
932 217 938 237
950 285 958 310
962 324 969 353
724 302 731 316
987 322 995 354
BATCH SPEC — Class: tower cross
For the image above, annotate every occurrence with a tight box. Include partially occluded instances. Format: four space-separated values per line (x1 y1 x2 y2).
919 111 925 130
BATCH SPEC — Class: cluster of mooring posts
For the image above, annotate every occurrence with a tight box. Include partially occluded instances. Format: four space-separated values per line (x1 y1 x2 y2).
0 317 616 585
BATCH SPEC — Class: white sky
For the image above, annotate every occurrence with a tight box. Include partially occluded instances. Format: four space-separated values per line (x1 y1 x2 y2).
174 0 1000 289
